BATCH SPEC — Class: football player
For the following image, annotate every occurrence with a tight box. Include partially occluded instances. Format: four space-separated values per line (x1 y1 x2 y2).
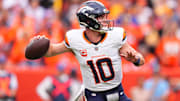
31 1 145 101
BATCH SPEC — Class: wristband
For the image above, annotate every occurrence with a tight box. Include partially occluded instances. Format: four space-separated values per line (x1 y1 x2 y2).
133 58 141 66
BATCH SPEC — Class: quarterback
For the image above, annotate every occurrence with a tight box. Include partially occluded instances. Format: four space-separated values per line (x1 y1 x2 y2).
30 1 145 101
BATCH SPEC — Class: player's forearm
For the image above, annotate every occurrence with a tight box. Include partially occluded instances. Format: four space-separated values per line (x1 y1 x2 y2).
126 48 145 66
122 51 145 66
45 43 54 57
119 43 145 66
45 44 62 57
45 42 71 57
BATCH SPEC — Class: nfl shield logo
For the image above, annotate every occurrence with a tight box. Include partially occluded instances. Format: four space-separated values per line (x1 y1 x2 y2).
95 47 98 51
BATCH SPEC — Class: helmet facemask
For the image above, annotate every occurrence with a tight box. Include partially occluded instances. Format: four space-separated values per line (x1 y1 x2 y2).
96 14 114 33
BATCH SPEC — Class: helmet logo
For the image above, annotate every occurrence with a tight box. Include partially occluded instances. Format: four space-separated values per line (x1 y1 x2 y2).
78 6 94 14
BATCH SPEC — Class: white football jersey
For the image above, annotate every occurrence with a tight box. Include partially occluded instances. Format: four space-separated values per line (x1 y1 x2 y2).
64 27 127 91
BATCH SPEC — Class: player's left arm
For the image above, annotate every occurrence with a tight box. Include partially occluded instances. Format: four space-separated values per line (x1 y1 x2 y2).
119 42 145 66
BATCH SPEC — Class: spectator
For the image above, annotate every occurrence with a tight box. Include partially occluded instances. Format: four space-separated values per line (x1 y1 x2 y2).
131 77 149 101
36 63 81 101
156 21 180 67
0 53 18 101
144 70 170 101
167 77 180 101
24 0 45 33
138 43 159 71
69 68 82 101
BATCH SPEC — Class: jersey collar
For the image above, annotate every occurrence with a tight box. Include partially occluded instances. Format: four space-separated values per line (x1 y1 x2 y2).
83 31 107 45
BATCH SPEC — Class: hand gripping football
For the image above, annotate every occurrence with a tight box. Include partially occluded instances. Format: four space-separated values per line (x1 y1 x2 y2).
25 36 50 60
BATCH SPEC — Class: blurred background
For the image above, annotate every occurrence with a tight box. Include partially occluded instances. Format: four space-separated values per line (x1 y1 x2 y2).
0 0 180 101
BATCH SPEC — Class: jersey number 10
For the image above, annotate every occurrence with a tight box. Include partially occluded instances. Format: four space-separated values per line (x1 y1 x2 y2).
87 58 115 84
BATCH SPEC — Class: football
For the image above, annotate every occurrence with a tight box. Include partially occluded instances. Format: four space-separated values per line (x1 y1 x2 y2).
25 37 50 60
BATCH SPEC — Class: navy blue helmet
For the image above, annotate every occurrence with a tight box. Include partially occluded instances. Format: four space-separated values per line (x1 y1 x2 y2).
76 1 113 33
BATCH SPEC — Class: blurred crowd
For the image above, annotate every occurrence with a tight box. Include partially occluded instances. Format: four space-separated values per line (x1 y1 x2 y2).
0 0 81 68
0 0 179 69
0 0 180 68
0 0 180 101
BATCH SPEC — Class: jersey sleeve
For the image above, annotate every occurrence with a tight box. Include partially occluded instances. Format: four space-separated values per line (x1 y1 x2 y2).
64 30 72 49
64 34 70 48
120 30 127 45
64 29 84 50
